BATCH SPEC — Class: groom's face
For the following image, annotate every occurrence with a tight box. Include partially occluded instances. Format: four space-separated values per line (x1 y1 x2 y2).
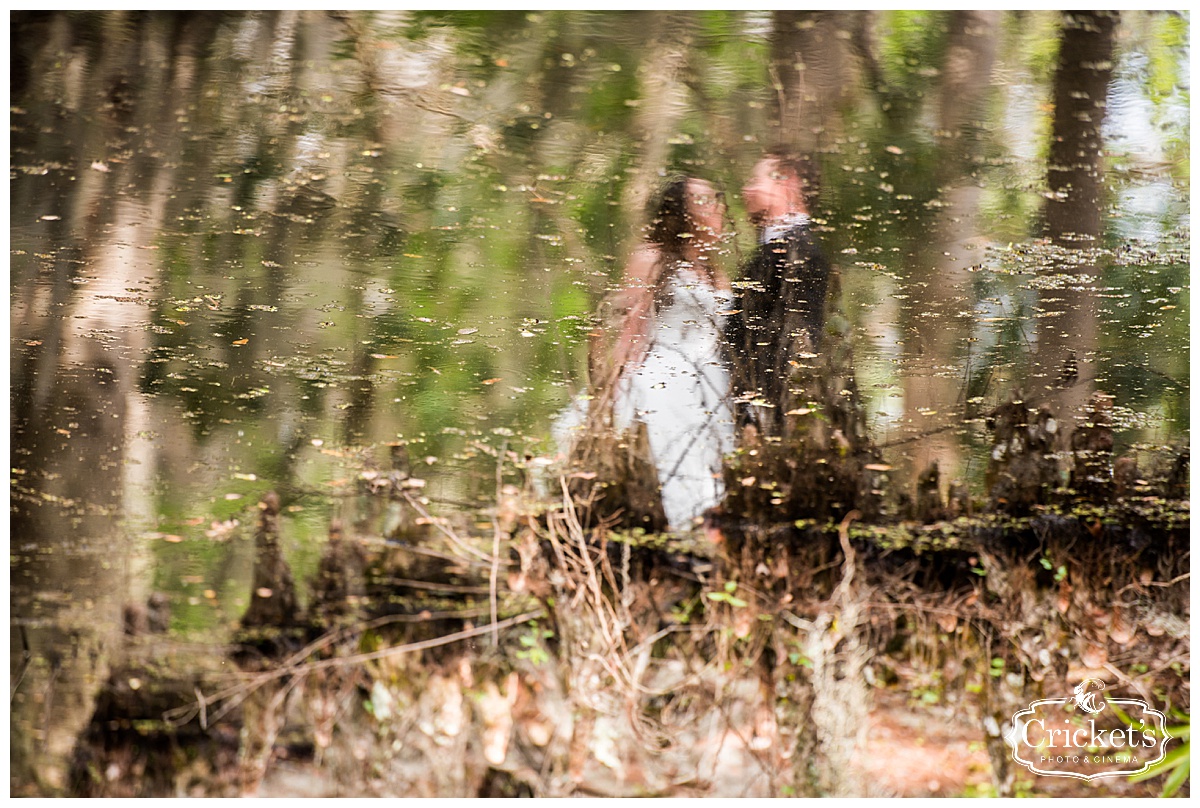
742 158 794 225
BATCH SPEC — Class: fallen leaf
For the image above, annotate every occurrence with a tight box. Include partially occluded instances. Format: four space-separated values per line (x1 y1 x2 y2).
1080 643 1107 669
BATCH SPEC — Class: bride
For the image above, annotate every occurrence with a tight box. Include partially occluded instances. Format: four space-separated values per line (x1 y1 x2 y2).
559 177 735 531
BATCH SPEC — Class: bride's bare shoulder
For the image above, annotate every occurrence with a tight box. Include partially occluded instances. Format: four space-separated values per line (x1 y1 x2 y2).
624 244 663 286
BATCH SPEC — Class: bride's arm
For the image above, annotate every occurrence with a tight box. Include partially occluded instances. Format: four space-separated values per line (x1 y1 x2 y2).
608 245 662 378
710 262 732 294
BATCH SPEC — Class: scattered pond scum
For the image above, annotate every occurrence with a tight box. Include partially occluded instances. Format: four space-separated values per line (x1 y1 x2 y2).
10 10 1189 798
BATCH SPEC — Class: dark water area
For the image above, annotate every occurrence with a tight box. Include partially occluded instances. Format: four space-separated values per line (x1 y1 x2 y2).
9 10 1189 795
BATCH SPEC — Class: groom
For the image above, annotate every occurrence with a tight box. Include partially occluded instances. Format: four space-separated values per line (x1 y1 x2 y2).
726 148 832 436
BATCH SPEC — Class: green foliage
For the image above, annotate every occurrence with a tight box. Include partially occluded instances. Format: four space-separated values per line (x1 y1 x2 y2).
1005 10 1064 80
1039 555 1068 582
787 651 813 669
706 580 748 608
1145 13 1188 102
516 622 554 665
876 10 951 97
1116 706 1189 797
1107 701 1191 797
580 63 639 132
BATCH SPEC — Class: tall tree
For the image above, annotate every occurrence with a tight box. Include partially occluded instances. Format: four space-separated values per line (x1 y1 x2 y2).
1032 11 1118 428
1044 11 1118 241
899 11 1000 503
769 11 858 151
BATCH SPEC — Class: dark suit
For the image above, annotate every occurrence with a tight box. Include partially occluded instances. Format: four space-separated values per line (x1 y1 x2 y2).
725 221 831 435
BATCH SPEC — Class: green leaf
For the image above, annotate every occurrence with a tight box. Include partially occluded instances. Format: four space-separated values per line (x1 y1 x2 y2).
1130 742 1190 782
787 652 814 669
1160 756 1189 797
1108 699 1135 727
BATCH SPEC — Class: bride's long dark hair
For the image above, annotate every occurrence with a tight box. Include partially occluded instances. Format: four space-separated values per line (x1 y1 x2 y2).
647 176 693 265
644 176 724 309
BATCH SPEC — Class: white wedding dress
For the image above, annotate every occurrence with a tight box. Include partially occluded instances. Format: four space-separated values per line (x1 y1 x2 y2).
610 263 735 529
552 263 735 530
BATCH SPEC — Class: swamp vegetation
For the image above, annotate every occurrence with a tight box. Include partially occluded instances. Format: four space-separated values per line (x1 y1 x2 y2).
9 10 1190 797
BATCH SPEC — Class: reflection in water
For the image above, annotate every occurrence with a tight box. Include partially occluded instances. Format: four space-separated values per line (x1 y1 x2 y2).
611 261 733 529
1033 11 1117 430
558 177 734 530
9 10 1190 795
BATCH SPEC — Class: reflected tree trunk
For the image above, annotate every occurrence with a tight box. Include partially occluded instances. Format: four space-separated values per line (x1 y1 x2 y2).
898 11 999 506
10 13 225 793
618 12 696 244
937 11 1001 140
769 11 858 151
1033 11 1117 435
1044 11 1117 241
899 184 988 505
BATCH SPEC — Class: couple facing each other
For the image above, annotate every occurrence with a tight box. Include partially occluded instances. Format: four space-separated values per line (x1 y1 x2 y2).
567 148 831 531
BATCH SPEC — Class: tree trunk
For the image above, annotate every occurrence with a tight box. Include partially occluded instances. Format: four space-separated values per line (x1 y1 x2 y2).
769 11 857 151
1034 11 1117 444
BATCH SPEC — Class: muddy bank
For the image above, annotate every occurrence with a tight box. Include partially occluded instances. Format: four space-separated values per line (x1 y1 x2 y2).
65 440 1187 796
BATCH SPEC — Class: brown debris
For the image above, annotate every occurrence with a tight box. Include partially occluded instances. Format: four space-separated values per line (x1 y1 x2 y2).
1069 391 1114 502
985 393 1060 513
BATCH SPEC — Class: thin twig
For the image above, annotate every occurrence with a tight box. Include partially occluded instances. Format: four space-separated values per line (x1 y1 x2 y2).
490 442 506 646
400 490 496 565
166 611 540 727
1115 571 1190 598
